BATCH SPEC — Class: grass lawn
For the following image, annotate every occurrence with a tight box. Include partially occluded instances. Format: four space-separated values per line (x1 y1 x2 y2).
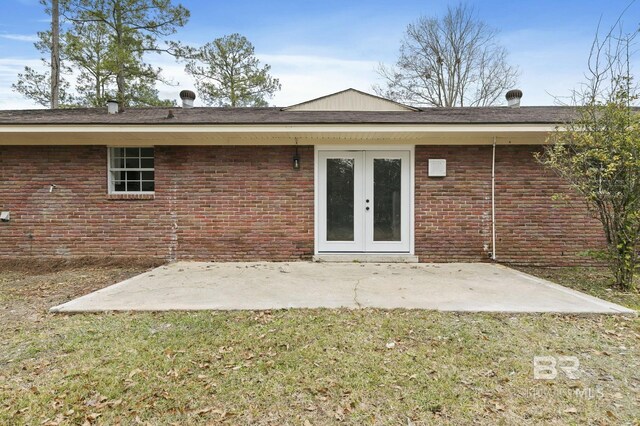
516 266 640 312
0 260 638 425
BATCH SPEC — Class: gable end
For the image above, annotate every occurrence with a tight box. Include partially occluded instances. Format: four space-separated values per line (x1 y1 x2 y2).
283 88 419 112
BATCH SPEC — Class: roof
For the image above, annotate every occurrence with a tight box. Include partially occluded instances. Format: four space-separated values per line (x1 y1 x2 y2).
283 88 419 112
0 105 578 125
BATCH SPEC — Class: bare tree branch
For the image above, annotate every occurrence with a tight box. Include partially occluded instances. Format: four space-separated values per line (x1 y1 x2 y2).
374 3 519 107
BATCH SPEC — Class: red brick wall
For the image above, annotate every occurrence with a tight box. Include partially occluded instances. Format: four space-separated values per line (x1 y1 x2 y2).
415 146 493 262
157 146 314 261
1 144 603 264
493 145 604 265
415 145 605 265
0 145 314 261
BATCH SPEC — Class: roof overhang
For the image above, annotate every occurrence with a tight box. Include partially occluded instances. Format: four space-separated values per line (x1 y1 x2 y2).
0 123 556 145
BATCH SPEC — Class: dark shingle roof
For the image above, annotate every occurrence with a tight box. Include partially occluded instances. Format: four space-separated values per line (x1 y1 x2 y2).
0 106 578 125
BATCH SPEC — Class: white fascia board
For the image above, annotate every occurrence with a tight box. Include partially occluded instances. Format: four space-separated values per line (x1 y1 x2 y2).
0 123 557 133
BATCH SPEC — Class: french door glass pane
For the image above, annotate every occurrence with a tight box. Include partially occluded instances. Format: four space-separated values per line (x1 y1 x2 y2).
326 158 355 241
373 158 401 241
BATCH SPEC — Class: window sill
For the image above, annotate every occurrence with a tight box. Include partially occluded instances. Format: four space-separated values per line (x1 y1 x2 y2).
107 193 155 200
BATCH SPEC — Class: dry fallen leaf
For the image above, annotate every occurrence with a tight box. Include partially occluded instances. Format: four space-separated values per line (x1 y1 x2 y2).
83 412 102 424
128 368 142 379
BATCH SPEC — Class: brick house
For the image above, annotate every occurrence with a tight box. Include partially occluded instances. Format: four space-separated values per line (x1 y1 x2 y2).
0 89 603 264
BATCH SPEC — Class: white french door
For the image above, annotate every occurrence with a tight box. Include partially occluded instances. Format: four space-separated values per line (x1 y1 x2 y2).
318 150 411 253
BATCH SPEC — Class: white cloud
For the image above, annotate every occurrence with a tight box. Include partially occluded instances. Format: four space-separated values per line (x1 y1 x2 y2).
149 54 197 105
0 33 39 42
5 35 637 110
0 57 43 109
153 52 380 107
2 49 381 109
264 54 380 106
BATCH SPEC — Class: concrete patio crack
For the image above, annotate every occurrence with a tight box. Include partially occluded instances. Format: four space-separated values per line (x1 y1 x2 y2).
353 279 362 308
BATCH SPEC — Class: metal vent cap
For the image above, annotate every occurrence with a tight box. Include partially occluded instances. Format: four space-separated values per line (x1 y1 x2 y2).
505 89 523 100
179 90 196 100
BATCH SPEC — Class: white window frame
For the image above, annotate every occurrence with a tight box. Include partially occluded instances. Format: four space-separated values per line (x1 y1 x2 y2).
107 147 155 194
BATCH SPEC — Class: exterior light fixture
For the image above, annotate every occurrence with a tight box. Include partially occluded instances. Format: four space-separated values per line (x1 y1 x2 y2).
293 144 300 170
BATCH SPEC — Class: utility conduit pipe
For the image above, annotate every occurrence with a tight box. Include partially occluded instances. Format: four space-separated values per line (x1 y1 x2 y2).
492 136 497 261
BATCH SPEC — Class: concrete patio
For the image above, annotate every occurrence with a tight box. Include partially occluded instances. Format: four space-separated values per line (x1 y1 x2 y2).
50 262 635 314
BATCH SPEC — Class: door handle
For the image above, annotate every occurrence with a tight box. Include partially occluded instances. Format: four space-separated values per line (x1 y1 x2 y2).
366 199 370 203
365 206 370 211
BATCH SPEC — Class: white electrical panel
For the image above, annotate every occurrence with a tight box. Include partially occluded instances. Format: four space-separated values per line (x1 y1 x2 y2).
428 159 447 177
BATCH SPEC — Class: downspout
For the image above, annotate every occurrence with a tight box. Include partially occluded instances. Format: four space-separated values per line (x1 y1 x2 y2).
491 137 497 261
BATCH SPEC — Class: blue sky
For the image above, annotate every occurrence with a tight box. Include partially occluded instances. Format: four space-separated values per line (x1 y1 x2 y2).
0 0 638 108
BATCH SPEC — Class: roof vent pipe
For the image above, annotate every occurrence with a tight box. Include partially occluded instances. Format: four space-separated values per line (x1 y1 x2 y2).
107 99 118 114
180 90 196 108
505 89 523 108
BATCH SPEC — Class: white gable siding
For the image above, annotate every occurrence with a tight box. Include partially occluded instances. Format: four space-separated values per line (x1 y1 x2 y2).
286 89 414 111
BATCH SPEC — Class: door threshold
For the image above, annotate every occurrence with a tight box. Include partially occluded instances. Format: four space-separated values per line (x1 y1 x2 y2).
313 254 419 263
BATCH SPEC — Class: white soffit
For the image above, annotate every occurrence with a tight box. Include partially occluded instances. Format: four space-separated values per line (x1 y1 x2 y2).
0 129 550 145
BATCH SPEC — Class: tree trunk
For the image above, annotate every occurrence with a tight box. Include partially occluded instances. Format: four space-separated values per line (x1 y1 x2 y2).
230 74 236 107
95 74 101 106
50 0 60 109
115 2 125 112
612 241 638 291
117 72 125 111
